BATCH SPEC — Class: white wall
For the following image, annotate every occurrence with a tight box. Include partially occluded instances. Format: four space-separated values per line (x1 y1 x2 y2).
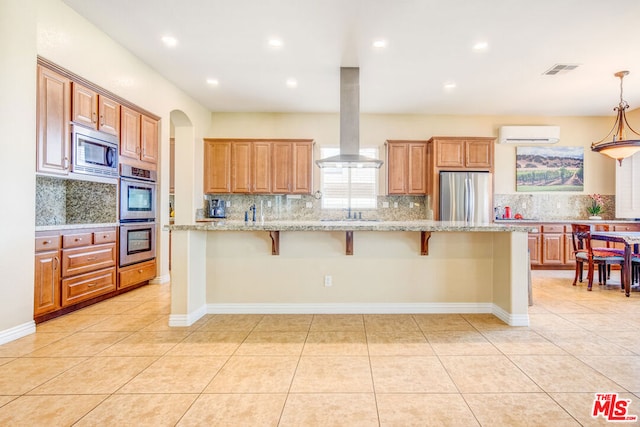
209 112 617 196
0 0 37 337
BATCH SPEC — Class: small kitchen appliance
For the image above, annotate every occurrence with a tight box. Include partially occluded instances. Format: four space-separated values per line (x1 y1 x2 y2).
208 199 226 218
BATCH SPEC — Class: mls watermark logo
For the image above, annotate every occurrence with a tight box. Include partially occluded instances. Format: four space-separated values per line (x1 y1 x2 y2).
592 393 638 422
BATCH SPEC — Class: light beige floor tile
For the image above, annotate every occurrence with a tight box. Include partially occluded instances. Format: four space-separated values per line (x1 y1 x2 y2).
549 392 640 426
553 336 635 356
253 314 313 332
205 355 298 393
0 396 16 408
141 315 209 332
377 393 479 426
76 299 145 315
26 331 131 357
0 332 68 357
412 313 475 332
280 393 378 427
0 357 85 394
120 355 228 394
30 356 157 394
98 331 190 356
178 393 286 427
367 330 434 356
0 394 107 426
198 314 264 332
302 331 368 356
76 394 197 427
35 314 111 333
371 356 457 393
464 393 581 426
236 331 307 356
123 300 171 315
578 355 640 392
509 355 626 392
481 329 567 355
440 355 542 393
82 313 163 332
427 330 500 355
166 330 248 356
290 355 373 393
364 314 420 332
461 313 511 331
310 314 365 331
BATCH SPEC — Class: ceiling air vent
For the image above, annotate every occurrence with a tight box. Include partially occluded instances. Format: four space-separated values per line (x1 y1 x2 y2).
543 64 580 76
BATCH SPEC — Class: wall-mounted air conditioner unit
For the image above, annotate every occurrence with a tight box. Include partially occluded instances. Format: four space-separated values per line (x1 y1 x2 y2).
498 126 560 144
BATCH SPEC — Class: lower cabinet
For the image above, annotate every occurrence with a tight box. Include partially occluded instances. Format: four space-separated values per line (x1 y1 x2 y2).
62 267 116 306
34 249 61 317
119 258 156 290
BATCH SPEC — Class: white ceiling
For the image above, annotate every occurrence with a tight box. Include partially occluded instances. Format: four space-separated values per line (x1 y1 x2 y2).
62 0 640 117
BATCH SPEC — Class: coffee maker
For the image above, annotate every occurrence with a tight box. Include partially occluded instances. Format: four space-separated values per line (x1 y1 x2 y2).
208 199 226 218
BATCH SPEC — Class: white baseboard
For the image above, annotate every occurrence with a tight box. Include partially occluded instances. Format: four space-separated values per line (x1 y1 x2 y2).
168 304 207 327
206 302 494 315
492 304 530 326
0 321 36 345
150 274 171 285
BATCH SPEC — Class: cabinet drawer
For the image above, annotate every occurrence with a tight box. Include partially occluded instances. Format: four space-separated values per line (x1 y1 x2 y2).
63 232 93 248
61 243 116 277
93 229 116 244
118 259 156 290
613 224 640 232
35 235 61 252
541 224 565 233
61 267 116 306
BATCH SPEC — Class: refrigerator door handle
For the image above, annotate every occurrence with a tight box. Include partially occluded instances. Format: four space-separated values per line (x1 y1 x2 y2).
466 177 473 222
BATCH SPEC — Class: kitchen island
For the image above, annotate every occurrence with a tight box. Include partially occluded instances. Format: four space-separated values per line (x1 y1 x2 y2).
167 220 536 327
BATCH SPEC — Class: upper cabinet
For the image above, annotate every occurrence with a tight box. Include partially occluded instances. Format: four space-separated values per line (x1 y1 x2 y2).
72 82 120 137
120 106 158 169
431 136 494 170
36 65 71 176
204 139 313 194
386 140 429 195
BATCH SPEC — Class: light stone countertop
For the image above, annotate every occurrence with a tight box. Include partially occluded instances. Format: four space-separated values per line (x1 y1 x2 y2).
35 222 118 232
494 219 640 224
167 219 537 233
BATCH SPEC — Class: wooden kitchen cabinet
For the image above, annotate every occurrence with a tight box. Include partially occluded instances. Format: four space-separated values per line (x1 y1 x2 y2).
118 258 156 290
540 224 564 265
431 137 494 169
120 106 158 169
204 140 232 193
528 232 541 266
386 140 428 195
34 234 61 317
36 65 71 175
72 82 120 136
204 139 313 194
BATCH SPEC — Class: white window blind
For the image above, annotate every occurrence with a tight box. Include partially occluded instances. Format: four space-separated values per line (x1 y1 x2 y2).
320 147 378 209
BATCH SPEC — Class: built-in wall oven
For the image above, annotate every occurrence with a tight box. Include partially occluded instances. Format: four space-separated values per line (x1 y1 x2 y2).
119 164 157 267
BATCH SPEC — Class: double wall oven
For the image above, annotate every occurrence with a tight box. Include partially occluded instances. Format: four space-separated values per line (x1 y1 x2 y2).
119 164 157 267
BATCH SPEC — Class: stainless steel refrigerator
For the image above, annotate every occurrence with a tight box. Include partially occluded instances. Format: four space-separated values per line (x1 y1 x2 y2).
439 171 492 222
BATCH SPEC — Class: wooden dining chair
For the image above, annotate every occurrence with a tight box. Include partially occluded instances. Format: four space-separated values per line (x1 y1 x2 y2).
570 223 624 290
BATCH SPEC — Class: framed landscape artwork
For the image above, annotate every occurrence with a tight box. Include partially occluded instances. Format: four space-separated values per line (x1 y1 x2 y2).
516 146 584 192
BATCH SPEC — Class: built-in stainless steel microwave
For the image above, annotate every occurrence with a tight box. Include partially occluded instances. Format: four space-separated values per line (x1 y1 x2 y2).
71 124 119 178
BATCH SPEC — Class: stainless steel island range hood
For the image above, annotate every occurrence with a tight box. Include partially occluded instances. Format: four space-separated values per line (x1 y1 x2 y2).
315 67 383 168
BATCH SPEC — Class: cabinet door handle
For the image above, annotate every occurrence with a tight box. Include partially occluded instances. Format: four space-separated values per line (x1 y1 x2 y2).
74 237 82 242
138 269 143 273
100 115 104 126
86 256 97 261
53 256 59 271
92 112 97 123
43 240 51 245
86 282 98 287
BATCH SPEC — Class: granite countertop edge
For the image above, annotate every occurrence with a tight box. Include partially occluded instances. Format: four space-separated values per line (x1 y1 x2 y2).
35 222 119 232
166 220 537 233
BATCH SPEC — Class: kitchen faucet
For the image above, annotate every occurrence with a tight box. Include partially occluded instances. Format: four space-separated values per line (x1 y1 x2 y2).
249 204 256 222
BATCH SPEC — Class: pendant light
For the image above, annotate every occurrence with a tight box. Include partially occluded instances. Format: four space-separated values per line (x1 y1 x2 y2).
591 70 640 165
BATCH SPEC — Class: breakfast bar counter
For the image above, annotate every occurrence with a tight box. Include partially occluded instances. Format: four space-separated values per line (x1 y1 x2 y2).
167 221 534 327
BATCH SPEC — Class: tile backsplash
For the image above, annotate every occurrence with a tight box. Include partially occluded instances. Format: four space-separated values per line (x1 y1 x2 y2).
36 176 117 226
493 193 615 221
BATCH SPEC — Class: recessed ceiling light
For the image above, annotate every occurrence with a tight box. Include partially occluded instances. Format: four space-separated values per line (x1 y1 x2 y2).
443 81 457 90
206 78 219 86
372 39 387 49
473 41 488 51
161 35 178 48
286 78 298 88
268 38 283 48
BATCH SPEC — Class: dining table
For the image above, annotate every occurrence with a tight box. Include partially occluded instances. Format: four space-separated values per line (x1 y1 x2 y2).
590 231 640 297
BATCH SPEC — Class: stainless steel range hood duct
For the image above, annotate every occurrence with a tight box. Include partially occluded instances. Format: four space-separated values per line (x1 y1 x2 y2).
315 67 383 168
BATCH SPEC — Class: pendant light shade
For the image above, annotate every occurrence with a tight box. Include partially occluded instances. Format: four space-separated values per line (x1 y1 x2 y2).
591 71 640 165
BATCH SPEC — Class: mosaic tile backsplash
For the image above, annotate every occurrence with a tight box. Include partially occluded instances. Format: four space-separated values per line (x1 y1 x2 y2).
36 176 117 226
197 193 616 222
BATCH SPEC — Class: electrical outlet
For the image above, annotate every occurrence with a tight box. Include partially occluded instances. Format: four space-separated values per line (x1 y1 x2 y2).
226 201 231 207
306 202 313 208
410 202 414 208
382 202 389 208
324 275 332 287
267 200 272 208
521 202 526 209
393 202 398 208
